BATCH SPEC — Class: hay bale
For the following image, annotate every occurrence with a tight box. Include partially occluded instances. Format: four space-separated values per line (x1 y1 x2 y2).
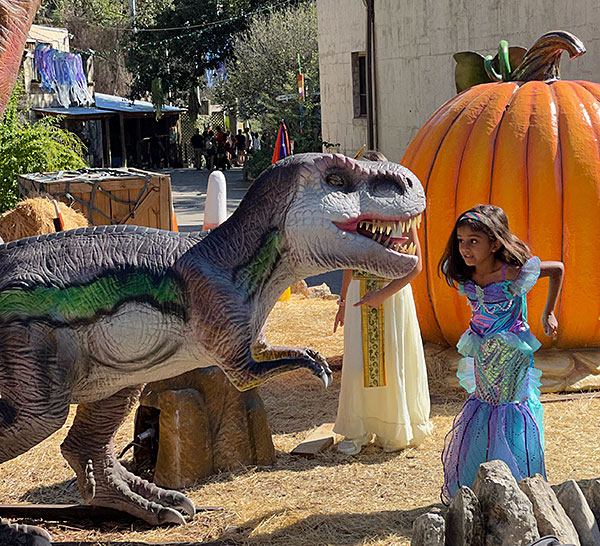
0 198 89 242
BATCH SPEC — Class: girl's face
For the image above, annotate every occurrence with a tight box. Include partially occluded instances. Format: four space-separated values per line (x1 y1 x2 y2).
456 225 500 268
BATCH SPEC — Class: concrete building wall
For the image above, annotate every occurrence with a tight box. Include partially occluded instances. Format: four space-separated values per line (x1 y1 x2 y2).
317 0 600 161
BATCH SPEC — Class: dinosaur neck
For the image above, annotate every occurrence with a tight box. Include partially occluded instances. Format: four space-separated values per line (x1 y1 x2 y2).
197 191 294 301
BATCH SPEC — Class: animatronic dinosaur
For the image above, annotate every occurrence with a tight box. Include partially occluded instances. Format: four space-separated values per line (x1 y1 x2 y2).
0 152 426 544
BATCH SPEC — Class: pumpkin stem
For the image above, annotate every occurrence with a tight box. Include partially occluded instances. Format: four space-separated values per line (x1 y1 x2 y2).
484 55 502 82
511 30 586 82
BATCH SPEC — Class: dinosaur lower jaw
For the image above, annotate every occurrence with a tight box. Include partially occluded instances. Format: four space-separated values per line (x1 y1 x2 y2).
333 214 422 255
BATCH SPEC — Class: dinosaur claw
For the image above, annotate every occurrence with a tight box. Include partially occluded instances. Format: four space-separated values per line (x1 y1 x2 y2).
178 497 197 517
28 526 53 542
319 369 331 388
0 521 52 545
157 507 187 525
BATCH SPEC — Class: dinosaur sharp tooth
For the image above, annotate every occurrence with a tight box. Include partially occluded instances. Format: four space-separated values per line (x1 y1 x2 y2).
417 214 422 228
409 242 416 255
386 224 392 235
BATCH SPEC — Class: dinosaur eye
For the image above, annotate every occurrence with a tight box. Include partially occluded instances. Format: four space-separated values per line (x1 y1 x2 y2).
326 173 345 187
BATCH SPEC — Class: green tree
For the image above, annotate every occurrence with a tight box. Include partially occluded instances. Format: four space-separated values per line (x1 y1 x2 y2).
216 1 318 121
126 0 270 106
0 82 85 212
214 1 322 174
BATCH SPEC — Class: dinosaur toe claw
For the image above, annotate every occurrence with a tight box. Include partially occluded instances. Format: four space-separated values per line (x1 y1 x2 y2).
174 496 196 517
157 506 187 525
319 369 331 388
27 525 53 542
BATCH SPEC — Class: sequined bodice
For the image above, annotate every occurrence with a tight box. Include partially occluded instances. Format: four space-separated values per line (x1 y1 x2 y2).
462 280 529 338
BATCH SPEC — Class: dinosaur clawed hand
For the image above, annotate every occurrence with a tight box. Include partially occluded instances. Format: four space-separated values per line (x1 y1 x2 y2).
0 519 52 545
79 456 196 525
305 348 332 388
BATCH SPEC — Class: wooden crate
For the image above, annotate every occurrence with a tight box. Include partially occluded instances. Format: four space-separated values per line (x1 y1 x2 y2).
18 168 174 230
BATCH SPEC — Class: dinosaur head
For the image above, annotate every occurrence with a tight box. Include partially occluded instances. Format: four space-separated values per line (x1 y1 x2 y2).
282 153 426 279
0 0 42 117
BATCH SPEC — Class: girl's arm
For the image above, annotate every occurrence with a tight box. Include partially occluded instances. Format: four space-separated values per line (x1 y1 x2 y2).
333 269 353 332
355 225 423 309
539 260 564 337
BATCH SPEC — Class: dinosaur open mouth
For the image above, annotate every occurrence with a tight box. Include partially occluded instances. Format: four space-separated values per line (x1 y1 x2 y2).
334 214 422 255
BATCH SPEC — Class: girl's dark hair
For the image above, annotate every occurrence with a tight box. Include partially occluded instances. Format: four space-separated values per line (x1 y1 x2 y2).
361 150 387 162
438 204 531 287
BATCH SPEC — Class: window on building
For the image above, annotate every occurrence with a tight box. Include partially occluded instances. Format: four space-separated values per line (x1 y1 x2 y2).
352 52 367 118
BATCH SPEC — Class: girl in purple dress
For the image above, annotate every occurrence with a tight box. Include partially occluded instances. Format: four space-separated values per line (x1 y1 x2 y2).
438 204 564 504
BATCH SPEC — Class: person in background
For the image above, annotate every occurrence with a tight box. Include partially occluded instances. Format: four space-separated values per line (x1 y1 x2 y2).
251 132 261 152
235 129 247 165
190 128 205 170
204 130 216 171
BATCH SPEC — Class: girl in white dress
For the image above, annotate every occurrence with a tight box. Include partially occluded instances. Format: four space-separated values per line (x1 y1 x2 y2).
333 152 433 455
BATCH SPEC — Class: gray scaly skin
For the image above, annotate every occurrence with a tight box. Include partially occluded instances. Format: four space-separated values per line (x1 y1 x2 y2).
0 153 425 544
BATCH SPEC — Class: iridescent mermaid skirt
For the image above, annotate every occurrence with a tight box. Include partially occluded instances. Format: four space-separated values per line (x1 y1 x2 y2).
441 334 545 504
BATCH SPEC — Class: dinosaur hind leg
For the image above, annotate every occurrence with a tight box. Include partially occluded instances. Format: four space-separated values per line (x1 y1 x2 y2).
0 395 61 545
60 386 196 526
0 322 70 545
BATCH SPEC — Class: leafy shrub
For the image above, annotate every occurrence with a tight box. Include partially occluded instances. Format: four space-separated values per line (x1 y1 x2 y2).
246 147 274 179
0 82 86 212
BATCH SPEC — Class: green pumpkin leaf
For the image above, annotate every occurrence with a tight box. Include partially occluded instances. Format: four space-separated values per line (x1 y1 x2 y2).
453 52 490 93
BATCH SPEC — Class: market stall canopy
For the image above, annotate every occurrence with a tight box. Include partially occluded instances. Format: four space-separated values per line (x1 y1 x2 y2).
32 105 114 120
94 93 186 118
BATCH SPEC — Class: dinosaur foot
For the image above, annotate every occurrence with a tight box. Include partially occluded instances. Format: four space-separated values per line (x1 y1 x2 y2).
82 458 196 526
0 519 52 545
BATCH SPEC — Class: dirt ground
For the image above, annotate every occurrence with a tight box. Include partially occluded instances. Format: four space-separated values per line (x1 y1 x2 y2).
1 296 600 545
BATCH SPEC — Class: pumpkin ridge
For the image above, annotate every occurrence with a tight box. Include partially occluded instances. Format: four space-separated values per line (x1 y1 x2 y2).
415 85 497 343
488 83 522 205
547 81 565 341
429 86 508 344
552 81 600 346
564 81 600 345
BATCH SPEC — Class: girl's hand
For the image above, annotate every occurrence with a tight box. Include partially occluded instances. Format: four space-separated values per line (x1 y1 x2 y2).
333 306 345 332
542 311 558 337
355 289 388 309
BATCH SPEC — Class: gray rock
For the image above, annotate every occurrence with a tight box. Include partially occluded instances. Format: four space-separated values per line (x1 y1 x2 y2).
552 480 600 546
307 282 331 298
582 479 600 528
412 511 445 546
472 460 539 546
519 474 580 546
445 486 484 546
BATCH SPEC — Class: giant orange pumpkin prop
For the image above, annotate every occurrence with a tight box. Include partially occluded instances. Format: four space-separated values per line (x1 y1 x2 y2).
402 31 600 351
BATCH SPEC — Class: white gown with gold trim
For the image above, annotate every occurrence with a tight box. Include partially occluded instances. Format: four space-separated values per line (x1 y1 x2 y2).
334 280 433 449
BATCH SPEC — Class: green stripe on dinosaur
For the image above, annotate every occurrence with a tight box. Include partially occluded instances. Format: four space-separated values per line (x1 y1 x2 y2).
236 230 284 296
0 271 184 322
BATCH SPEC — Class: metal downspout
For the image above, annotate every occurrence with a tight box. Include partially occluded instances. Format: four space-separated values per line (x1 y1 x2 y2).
365 0 378 150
